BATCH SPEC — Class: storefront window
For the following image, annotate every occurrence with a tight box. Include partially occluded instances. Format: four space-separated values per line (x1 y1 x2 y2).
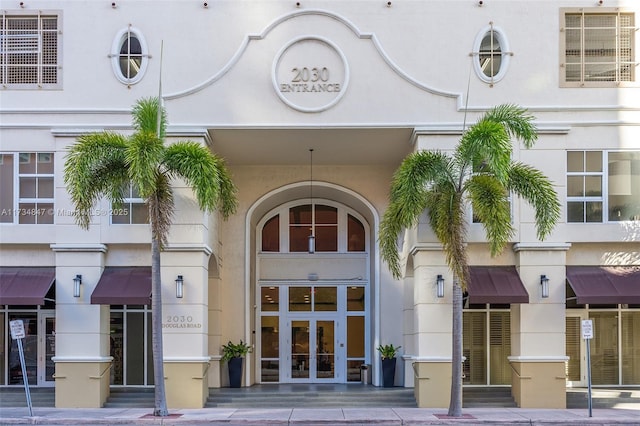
110 307 153 386
8 313 37 385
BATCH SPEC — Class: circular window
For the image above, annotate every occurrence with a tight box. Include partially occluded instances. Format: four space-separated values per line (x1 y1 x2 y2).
111 27 149 85
472 25 510 84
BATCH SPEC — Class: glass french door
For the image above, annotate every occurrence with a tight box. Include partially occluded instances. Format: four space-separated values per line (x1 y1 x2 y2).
258 283 367 384
566 313 587 387
6 311 55 387
41 311 55 386
290 318 336 381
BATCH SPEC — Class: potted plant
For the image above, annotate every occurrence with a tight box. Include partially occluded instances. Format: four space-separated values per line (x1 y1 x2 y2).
221 340 252 388
377 343 401 387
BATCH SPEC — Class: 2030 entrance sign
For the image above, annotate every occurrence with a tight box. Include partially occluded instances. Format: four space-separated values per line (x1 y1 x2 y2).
273 36 349 113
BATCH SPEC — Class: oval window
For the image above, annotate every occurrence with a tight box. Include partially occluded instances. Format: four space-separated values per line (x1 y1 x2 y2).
472 25 510 84
111 27 148 85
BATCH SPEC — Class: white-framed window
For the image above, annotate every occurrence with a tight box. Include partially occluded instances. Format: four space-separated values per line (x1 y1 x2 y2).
567 150 640 223
111 185 148 225
567 151 604 223
560 8 637 87
472 24 511 85
0 11 61 89
0 152 55 224
110 26 149 85
0 153 14 223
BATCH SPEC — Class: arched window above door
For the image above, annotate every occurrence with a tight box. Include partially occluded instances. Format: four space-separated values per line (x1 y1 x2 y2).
260 202 367 253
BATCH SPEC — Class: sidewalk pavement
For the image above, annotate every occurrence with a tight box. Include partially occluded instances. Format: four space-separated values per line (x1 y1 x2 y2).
1 406 639 425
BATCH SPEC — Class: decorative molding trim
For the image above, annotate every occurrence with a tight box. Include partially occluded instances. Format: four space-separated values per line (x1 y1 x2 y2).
409 243 445 256
513 242 572 252
164 9 460 103
50 243 108 253
50 127 209 139
164 243 213 255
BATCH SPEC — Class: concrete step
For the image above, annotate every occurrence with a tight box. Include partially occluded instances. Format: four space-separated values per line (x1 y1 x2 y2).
566 388 640 409
206 386 417 408
463 387 517 408
0 388 55 408
103 388 154 408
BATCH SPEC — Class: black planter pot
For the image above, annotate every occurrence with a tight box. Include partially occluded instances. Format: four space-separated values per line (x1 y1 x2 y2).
228 357 243 388
381 357 396 387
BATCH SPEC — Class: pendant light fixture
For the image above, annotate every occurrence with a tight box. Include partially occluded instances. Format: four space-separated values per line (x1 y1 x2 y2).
308 148 315 254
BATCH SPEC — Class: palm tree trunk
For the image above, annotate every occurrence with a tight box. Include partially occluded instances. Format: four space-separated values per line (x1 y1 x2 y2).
447 279 463 417
151 236 169 416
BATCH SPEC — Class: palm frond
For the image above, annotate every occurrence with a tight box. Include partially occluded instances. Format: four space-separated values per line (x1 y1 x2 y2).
132 97 167 138
163 141 238 218
378 203 408 279
426 189 469 289
456 104 537 185
508 162 561 240
456 120 511 183
390 150 453 203
126 131 165 198
482 104 538 148
64 132 129 229
465 174 514 256
379 151 456 279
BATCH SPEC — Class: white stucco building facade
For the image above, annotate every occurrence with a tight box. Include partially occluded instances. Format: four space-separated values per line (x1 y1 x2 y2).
0 0 639 409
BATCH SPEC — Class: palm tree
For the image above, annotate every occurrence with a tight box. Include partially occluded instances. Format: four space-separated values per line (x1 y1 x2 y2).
64 97 237 416
379 104 560 417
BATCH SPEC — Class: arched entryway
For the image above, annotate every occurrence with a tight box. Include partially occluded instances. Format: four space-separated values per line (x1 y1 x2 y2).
246 182 380 384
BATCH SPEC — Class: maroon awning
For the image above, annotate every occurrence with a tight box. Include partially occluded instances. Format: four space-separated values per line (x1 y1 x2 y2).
0 267 55 305
468 266 529 304
566 266 640 304
91 267 151 305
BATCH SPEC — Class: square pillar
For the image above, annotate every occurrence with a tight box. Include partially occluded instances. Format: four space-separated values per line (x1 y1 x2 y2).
511 243 570 408
410 246 452 408
51 244 110 408
161 247 212 408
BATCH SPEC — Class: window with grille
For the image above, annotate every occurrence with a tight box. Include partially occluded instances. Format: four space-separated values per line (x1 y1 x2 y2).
561 9 637 87
0 12 60 88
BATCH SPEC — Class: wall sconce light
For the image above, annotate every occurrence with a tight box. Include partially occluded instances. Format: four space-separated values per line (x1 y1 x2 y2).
73 274 82 298
540 274 549 298
436 274 445 298
175 275 184 299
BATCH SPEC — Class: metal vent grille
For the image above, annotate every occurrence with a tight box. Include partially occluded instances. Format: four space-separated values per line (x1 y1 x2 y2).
564 11 636 84
0 13 59 87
